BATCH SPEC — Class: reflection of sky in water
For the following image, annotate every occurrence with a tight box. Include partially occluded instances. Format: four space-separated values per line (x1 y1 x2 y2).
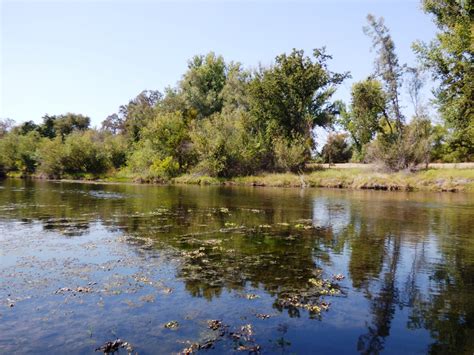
312 196 351 236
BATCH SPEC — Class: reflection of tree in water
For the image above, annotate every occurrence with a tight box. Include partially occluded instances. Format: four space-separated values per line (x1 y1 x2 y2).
356 235 401 354
324 192 474 354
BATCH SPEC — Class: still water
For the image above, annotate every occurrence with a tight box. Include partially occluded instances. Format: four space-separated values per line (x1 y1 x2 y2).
0 179 473 354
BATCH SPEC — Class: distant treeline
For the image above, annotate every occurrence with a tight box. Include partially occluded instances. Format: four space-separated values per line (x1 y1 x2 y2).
0 2 472 180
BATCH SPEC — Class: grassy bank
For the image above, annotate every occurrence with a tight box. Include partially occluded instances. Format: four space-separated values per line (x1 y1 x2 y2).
6 167 474 192
173 168 474 192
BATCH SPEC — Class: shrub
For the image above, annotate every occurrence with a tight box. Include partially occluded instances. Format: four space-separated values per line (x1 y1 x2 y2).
190 111 264 177
37 137 65 178
0 131 41 174
273 135 308 173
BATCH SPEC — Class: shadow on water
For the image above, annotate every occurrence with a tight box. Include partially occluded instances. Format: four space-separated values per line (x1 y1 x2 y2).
0 179 473 354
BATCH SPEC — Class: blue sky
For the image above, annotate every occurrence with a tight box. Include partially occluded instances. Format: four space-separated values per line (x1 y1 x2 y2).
1 0 437 128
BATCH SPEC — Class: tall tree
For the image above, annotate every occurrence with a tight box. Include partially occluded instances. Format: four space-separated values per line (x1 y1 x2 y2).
364 14 405 132
413 0 473 161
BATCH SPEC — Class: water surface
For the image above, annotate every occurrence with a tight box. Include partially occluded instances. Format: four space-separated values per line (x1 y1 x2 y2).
0 179 473 354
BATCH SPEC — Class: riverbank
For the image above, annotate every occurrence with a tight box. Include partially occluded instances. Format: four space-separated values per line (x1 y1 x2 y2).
5 167 474 192
173 168 474 192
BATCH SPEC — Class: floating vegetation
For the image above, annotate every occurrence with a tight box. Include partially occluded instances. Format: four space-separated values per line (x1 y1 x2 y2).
95 339 134 354
55 286 93 294
164 320 180 329
181 321 261 354
243 293 260 300
206 319 222 330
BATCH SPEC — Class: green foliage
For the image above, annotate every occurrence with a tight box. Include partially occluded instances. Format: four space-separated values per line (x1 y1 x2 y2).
180 52 227 119
249 48 348 146
273 135 308 172
103 133 128 169
37 137 65 178
140 111 193 169
150 156 180 179
119 90 162 142
190 111 264 177
339 79 388 156
126 140 156 177
0 131 40 174
59 131 110 177
321 133 353 164
413 0 473 161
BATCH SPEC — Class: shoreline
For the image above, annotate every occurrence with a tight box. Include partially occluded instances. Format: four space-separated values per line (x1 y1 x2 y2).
4 167 474 192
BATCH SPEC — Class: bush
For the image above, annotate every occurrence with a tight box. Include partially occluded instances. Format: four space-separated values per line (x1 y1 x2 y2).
0 131 41 174
190 111 264 177
37 137 65 178
150 156 180 179
367 118 433 171
273 135 308 172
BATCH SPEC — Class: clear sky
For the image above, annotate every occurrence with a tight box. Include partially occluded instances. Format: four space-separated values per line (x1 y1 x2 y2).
1 0 437 127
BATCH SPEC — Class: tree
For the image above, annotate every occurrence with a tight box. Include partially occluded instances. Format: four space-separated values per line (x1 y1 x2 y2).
364 14 405 132
248 48 349 161
16 120 38 135
179 52 227 119
406 66 427 118
53 113 90 138
339 79 389 157
321 133 353 164
119 90 162 142
0 118 14 137
101 113 124 134
140 111 193 171
413 0 473 161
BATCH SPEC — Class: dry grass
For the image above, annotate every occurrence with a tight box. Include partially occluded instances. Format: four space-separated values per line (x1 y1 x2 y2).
173 168 474 192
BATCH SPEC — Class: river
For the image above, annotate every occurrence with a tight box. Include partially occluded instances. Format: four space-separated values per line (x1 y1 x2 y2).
0 179 473 354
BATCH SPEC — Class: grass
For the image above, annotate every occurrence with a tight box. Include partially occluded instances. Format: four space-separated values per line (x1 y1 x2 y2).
7 167 474 192
173 168 474 192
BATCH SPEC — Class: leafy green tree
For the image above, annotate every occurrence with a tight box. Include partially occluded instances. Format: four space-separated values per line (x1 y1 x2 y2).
221 62 252 113
53 113 90 139
15 120 39 135
413 0 473 161
248 48 348 161
180 52 227 119
321 133 353 164
60 131 109 176
140 111 193 170
102 133 127 169
339 79 389 157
